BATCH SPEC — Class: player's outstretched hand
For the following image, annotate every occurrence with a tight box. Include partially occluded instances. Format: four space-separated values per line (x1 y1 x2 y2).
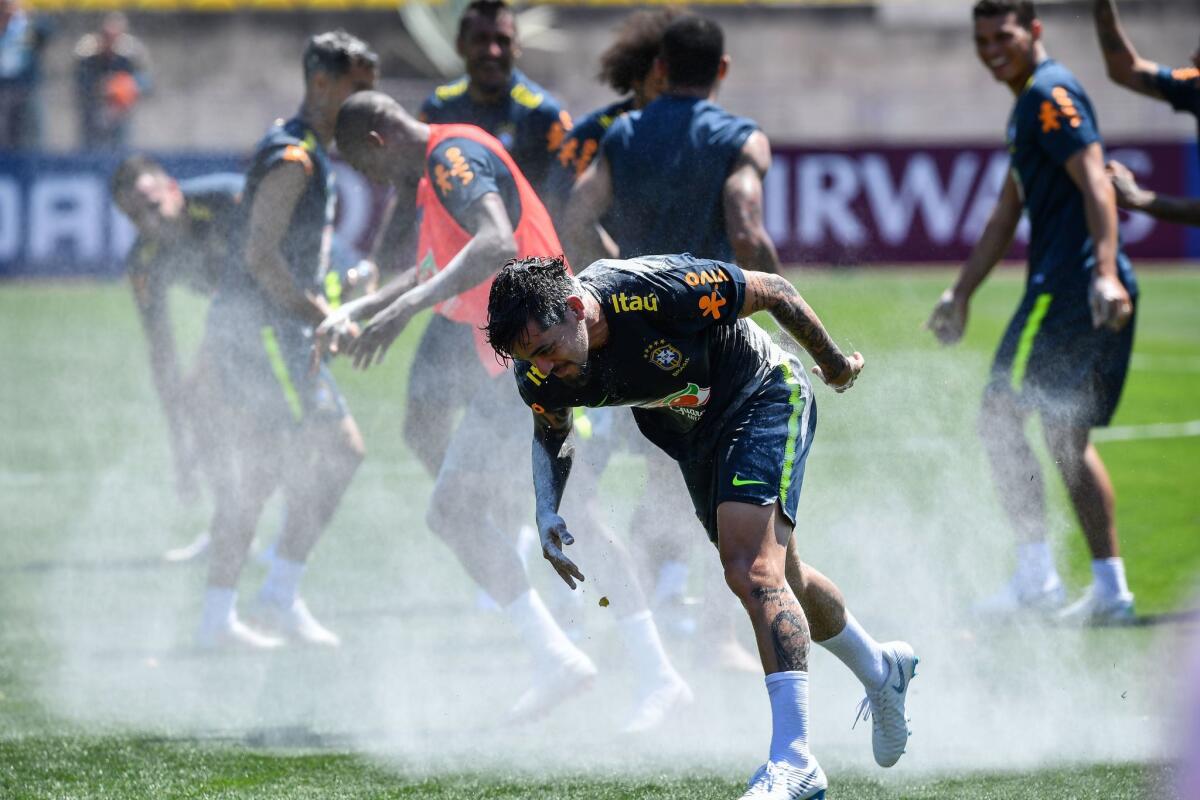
926 288 968 345
312 309 360 372
812 351 864 393
1089 273 1133 332
346 302 412 370
1106 159 1149 212
537 511 584 590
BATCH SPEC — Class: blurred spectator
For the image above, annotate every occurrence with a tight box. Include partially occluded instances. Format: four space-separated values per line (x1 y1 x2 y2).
74 12 150 151
0 0 51 150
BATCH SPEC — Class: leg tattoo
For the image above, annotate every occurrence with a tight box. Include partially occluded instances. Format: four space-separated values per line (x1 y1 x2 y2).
752 586 810 672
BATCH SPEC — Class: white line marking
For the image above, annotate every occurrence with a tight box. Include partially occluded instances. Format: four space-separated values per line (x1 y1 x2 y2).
1093 420 1200 443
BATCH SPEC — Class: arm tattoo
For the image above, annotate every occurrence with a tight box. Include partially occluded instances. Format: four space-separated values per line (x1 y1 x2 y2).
751 586 810 672
756 274 847 381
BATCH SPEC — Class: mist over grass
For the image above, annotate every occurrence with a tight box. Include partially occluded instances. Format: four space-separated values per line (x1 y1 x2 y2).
2 271 1195 787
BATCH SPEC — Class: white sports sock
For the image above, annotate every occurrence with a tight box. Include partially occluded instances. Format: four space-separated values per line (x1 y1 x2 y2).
653 560 689 605
505 589 583 667
200 587 237 632
1016 541 1058 588
618 609 676 689
817 610 888 690
765 671 814 768
259 556 305 608
1091 557 1131 599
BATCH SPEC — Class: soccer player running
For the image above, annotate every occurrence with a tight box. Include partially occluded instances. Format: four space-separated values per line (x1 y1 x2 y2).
1091 0 1200 226
319 91 690 731
564 12 917 765
486 255 912 799
196 31 377 650
112 157 242 561
928 1 1138 624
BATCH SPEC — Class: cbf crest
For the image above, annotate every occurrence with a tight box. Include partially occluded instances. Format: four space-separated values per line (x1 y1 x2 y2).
644 339 688 375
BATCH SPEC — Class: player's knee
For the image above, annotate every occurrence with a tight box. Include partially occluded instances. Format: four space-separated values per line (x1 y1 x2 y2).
978 382 1020 442
721 553 784 603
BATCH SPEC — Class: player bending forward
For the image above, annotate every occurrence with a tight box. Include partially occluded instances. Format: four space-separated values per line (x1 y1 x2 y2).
486 254 917 799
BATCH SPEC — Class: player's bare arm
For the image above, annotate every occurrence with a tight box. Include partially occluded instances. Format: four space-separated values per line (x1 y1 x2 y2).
562 152 615 269
723 130 782 275
1092 0 1164 99
346 192 518 370
132 268 197 500
245 160 331 328
1107 159 1200 226
531 405 584 589
928 171 1023 345
1065 142 1134 331
741 271 863 392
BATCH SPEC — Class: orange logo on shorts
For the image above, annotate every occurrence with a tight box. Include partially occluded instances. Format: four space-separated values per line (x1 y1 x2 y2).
699 291 727 320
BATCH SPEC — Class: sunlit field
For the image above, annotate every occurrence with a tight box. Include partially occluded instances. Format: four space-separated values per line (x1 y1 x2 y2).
2 267 1195 799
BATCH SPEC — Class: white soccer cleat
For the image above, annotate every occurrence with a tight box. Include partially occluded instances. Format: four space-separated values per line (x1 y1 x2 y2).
163 531 212 563
740 760 827 799
505 652 598 725
196 616 284 651
855 640 918 768
252 596 341 647
622 672 694 734
1056 587 1135 626
973 573 1066 618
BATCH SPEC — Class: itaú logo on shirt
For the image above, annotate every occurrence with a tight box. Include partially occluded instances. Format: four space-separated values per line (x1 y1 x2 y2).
610 292 659 313
638 383 711 421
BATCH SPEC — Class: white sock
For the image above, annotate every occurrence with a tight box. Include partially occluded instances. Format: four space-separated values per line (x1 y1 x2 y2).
1091 557 1131 599
1016 541 1058 588
653 560 689 605
618 609 677 689
201 587 237 631
817 610 888 690
259 557 305 608
505 589 583 668
765 671 815 768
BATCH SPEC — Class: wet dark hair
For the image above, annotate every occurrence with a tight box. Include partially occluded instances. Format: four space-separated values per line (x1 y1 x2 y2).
660 14 724 90
597 9 680 94
457 0 514 42
110 153 165 198
486 255 575 364
303 29 378 82
972 0 1037 29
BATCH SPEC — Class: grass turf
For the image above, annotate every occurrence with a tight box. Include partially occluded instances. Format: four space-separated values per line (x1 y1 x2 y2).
0 267 1195 798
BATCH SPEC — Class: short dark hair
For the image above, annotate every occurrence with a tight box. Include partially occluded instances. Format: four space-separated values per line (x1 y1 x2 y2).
485 255 575 364
110 154 165 198
660 14 724 90
972 1 1037 29
457 0 514 41
597 9 680 94
303 30 378 82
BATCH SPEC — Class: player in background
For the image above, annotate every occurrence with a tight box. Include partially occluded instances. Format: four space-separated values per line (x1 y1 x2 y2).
928 1 1138 624
487 255 917 798
1091 1 1200 226
111 157 242 560
318 91 691 731
196 31 378 650
420 0 570 198
561 14 778 276
548 7 759 672
542 8 675 220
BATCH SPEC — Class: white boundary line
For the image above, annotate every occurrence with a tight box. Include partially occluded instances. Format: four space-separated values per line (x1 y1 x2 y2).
1093 419 1200 443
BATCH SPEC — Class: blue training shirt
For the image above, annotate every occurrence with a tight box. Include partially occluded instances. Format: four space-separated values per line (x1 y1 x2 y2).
602 94 758 263
1006 59 1136 298
420 68 571 197
544 97 636 212
1153 64 1200 156
223 116 336 319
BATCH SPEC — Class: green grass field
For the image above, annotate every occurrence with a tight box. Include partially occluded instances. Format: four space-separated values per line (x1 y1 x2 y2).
1 268 1196 798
